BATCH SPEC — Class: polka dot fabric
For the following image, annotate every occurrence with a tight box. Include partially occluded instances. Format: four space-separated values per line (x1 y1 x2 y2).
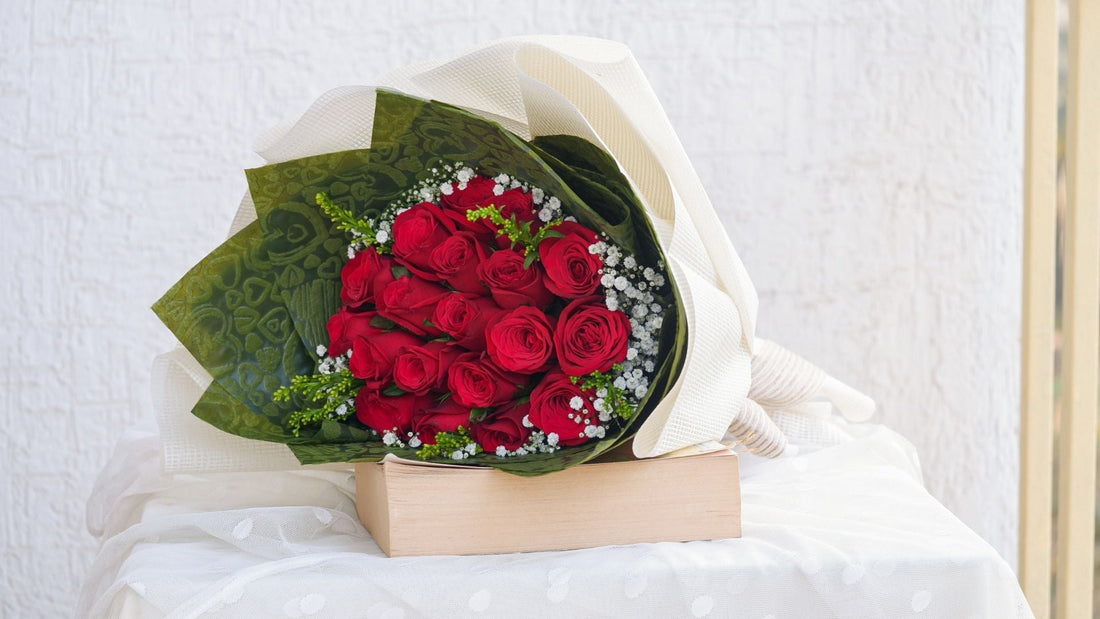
79 421 1031 617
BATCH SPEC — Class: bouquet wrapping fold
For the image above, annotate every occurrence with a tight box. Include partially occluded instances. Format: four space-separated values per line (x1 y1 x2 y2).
154 36 760 473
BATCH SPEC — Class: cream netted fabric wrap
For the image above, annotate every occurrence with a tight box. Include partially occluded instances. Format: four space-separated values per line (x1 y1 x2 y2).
155 36 872 472
731 339 827 457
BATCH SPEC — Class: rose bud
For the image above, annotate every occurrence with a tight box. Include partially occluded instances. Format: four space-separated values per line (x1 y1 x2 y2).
393 341 464 395
538 221 602 298
374 276 449 337
476 248 556 309
391 202 456 280
528 371 600 446
485 306 556 374
471 401 532 454
355 390 428 437
428 231 490 294
412 398 472 445
340 246 395 308
348 330 424 388
447 352 528 409
432 292 507 351
327 308 386 357
554 296 632 376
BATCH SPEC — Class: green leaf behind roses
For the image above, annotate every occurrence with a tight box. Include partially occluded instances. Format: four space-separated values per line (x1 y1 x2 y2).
529 135 640 256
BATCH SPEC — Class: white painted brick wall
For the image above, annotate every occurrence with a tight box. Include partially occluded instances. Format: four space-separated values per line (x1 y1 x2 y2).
0 1 1022 615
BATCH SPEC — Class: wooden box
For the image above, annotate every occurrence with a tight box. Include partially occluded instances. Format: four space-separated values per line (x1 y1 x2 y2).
354 449 740 557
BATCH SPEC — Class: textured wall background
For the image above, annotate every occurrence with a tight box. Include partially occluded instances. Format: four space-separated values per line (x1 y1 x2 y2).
0 1 1022 615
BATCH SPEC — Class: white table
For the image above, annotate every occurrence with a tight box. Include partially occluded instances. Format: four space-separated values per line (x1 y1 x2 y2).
79 421 1032 618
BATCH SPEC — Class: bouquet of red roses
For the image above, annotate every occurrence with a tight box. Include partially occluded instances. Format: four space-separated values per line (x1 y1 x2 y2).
154 90 686 475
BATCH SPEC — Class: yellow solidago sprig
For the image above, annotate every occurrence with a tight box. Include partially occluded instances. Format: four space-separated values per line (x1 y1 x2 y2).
315 193 385 251
416 427 482 461
274 350 364 436
466 204 564 268
573 364 637 421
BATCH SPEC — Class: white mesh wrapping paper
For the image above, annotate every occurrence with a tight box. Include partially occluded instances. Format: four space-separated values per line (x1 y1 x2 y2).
153 348 304 473
771 403 860 450
155 36 760 472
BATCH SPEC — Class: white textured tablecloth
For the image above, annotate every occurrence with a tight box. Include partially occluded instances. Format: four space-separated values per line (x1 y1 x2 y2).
79 420 1032 618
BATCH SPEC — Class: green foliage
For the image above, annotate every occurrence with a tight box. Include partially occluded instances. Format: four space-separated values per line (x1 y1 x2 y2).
316 192 379 245
578 365 636 420
466 204 564 264
416 427 481 461
274 368 364 436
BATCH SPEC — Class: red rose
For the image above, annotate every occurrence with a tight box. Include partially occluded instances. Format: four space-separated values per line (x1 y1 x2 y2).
440 175 497 211
440 176 498 238
476 249 555 309
348 329 424 388
393 341 464 395
485 306 556 374
528 371 599 446
428 231 490 294
495 187 536 221
375 276 448 337
412 398 472 445
447 352 528 408
391 202 456 280
355 390 428 437
432 292 507 351
327 308 384 357
538 221 602 298
340 247 394 308
471 401 532 453
554 296 631 376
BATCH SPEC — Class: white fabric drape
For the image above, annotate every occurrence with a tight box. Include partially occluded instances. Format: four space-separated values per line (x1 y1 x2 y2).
80 418 1032 618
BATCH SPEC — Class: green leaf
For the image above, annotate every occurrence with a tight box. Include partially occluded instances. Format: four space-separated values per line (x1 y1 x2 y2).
541 229 565 239
370 315 397 330
391 264 411 279
383 384 406 397
523 252 538 269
